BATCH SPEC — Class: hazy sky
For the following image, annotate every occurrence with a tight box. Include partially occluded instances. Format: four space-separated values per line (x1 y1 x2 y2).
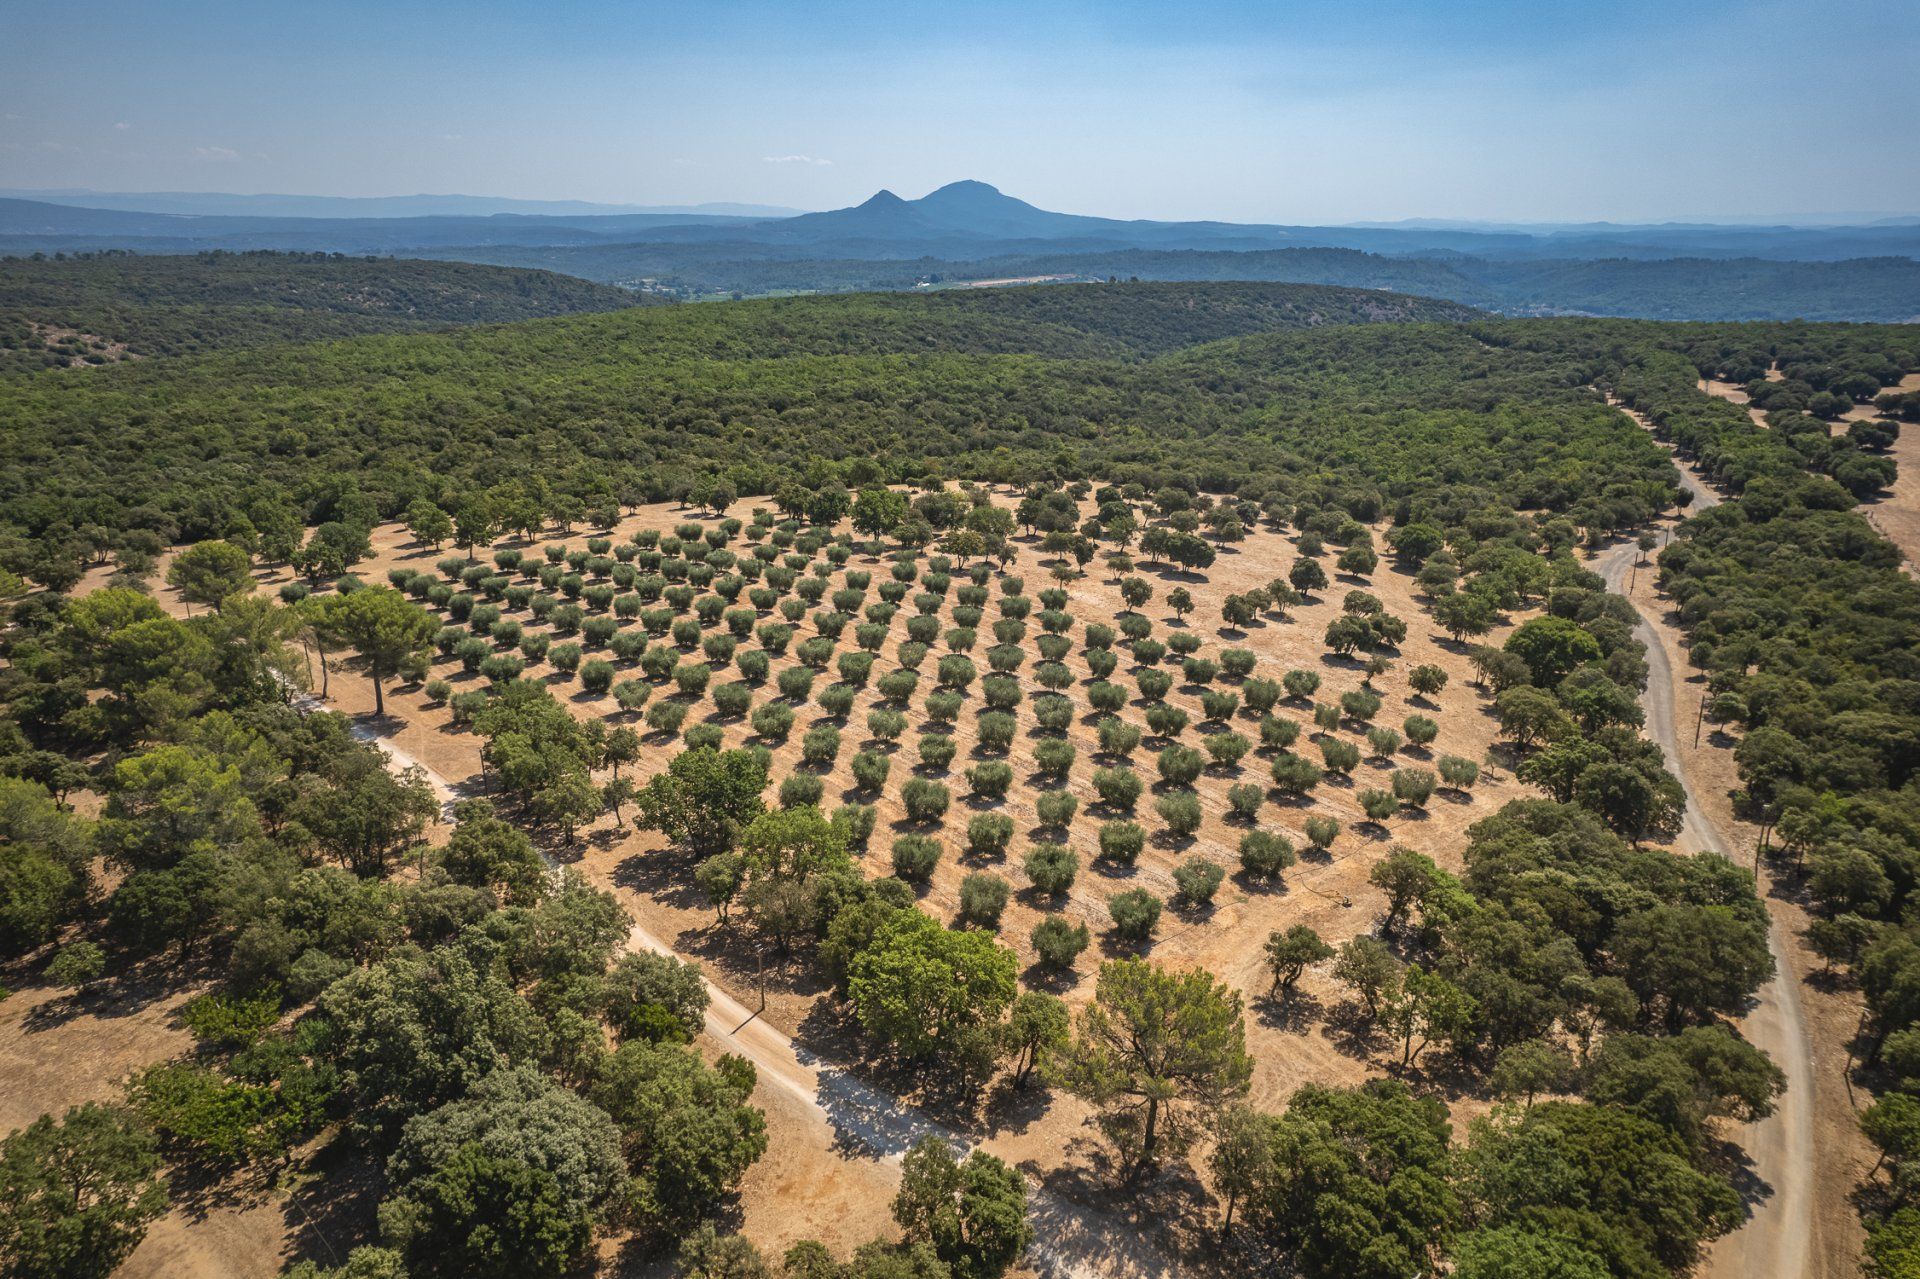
5 0 1917 223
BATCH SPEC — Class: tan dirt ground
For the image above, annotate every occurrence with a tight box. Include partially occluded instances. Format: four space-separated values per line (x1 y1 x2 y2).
92 489 1535 1267
36 478 1798 1275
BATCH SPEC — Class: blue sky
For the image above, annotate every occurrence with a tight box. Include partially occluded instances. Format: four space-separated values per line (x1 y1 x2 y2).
5 0 1917 222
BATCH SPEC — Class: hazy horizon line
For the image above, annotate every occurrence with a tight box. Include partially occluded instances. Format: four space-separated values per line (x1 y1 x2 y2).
7 184 1917 231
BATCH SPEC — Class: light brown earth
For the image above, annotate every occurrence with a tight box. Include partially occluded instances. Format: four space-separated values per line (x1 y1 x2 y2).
24 474 1825 1275
36 491 1539 1274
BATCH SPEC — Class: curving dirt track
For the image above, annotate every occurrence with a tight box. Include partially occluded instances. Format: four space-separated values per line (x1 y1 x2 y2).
1595 411 1818 1279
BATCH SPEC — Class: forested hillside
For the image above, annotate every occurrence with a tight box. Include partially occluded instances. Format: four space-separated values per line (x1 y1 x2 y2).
0 281 1673 587
8 282 1916 591
425 239 1920 321
0 250 651 373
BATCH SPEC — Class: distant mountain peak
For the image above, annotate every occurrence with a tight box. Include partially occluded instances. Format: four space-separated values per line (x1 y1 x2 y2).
923 179 1004 198
859 189 909 209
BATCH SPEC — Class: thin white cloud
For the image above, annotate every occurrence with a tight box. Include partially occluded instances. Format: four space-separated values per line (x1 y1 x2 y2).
193 145 241 161
763 154 831 166
114 121 130 130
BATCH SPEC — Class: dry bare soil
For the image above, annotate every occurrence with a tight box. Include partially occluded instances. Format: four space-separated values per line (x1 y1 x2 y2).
212 490 1532 1268
19 484 1771 1276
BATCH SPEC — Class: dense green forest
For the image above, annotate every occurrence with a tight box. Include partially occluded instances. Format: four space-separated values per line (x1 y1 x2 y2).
0 250 649 373
4 279 1920 1278
0 281 1655 586
422 239 1920 321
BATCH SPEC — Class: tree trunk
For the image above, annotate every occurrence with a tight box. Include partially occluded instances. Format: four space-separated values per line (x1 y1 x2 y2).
371 673 385 717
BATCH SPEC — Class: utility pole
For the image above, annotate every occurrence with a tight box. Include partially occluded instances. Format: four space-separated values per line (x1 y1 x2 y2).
1693 693 1708 748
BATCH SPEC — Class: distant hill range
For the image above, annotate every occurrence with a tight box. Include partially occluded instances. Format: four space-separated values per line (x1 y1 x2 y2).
2 181 1915 321
1 189 804 220
0 251 649 374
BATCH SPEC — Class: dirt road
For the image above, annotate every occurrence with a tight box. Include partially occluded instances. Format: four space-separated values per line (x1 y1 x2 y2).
1593 423 1817 1279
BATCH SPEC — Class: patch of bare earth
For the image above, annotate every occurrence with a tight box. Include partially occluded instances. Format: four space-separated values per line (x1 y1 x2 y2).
124 488 1539 1269
29 321 141 368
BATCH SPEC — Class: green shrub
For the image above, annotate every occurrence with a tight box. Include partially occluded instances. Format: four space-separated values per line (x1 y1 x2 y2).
1438 755 1480 789
777 666 815 702
1392 768 1437 809
1319 738 1361 775
751 702 795 741
1032 696 1074 734
1359 788 1399 822
1092 767 1143 810
1258 716 1300 751
1097 718 1142 757
1173 857 1225 906
780 774 825 809
1024 844 1079 896
1340 689 1382 723
851 751 891 792
976 712 1017 752
1035 789 1078 828
918 734 957 770
1203 732 1250 768
865 707 907 741
981 675 1023 710
1109 889 1162 940
1099 820 1145 865
901 778 950 823
1033 738 1077 778
967 760 1014 800
801 725 842 767
966 812 1015 859
833 804 878 848
1239 831 1296 880
876 670 919 705
1157 745 1205 787
1269 753 1322 796
1304 815 1340 851
958 873 1011 928
1146 704 1189 738
1156 791 1203 837
1032 916 1090 968
647 700 689 735
892 835 942 882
